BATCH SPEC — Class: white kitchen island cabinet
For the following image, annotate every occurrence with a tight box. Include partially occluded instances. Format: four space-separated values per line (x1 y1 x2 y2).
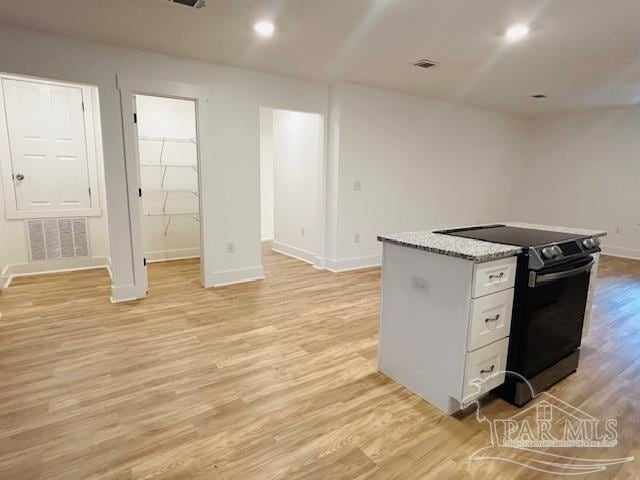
377 233 520 414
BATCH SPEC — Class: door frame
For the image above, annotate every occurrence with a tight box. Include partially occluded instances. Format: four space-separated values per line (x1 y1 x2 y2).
0 72 102 219
116 74 209 299
259 106 328 270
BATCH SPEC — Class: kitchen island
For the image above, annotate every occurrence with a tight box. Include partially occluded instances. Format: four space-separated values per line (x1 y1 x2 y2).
377 222 607 414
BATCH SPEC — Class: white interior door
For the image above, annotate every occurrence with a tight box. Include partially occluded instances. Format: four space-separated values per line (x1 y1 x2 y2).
2 78 92 213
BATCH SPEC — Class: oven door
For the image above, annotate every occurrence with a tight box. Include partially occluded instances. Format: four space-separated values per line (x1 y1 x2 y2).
521 256 593 378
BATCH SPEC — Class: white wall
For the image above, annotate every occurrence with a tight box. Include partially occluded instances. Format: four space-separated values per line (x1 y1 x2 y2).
0 82 109 286
136 95 200 262
521 106 640 259
0 23 329 299
271 109 323 263
326 83 530 270
1 24 635 296
259 108 274 240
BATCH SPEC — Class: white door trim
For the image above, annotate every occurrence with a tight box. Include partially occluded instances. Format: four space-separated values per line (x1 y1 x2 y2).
116 74 210 299
259 106 328 270
0 73 102 219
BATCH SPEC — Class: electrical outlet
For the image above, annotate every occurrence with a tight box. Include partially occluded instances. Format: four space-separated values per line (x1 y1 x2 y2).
301 227 305 237
411 275 428 292
355 233 360 243
226 242 235 254
353 181 362 191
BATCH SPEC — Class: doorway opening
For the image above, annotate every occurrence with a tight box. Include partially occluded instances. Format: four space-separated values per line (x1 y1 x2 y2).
259 107 325 271
0 73 110 295
134 94 201 291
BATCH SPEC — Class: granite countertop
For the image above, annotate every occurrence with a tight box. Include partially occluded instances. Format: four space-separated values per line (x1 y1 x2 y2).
502 221 607 238
378 222 607 262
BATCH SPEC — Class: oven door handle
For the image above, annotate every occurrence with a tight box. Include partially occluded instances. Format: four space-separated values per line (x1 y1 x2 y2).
529 259 594 287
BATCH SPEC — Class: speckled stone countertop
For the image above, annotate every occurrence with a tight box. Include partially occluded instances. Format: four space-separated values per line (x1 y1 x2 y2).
378 231 521 262
378 222 607 262
503 221 607 238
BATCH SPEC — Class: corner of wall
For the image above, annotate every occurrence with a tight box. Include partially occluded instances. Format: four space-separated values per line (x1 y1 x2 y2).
271 241 317 265
324 83 342 262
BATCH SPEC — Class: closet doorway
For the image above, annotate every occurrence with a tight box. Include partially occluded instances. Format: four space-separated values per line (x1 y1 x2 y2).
134 94 201 291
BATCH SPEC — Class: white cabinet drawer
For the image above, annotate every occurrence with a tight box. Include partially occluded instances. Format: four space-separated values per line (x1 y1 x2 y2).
467 288 514 352
459 337 509 401
472 256 517 298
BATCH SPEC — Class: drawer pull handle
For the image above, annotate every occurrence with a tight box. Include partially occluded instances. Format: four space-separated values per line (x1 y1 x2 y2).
488 272 505 280
485 314 501 323
480 365 495 374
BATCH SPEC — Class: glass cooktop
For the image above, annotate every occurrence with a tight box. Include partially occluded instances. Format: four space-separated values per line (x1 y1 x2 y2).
435 224 585 248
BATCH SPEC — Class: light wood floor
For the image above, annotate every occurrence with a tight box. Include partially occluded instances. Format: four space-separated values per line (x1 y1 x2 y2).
0 246 638 479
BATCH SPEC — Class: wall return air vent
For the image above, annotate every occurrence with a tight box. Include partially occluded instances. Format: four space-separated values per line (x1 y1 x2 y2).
165 0 207 8
412 59 439 69
26 218 90 262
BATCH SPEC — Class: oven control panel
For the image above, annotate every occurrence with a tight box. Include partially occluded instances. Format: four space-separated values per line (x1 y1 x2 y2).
529 237 600 270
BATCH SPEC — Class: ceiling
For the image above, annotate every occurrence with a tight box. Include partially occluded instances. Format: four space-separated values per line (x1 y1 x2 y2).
1 0 639 115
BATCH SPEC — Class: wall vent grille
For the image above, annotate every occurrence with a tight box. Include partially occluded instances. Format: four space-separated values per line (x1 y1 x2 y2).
26 218 90 262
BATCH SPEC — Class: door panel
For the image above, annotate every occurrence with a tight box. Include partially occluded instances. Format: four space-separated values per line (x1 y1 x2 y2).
2 78 91 212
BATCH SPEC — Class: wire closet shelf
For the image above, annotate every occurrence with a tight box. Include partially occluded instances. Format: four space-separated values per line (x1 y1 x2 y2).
139 136 199 235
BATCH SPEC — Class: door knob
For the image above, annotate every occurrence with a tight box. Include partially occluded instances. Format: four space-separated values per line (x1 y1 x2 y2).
14 173 24 181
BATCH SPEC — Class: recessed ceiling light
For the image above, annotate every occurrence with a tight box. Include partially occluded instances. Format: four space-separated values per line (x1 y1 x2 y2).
254 20 275 38
505 23 530 42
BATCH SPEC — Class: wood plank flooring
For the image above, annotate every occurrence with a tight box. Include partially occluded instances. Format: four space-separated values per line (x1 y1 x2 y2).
0 246 639 479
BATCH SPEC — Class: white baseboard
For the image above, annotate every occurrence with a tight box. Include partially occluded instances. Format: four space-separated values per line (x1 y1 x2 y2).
313 257 326 270
106 257 113 281
111 283 145 303
261 232 274 241
271 241 317 265
205 266 265 288
145 248 200 263
1 256 110 289
601 244 640 260
0 265 10 290
325 255 382 272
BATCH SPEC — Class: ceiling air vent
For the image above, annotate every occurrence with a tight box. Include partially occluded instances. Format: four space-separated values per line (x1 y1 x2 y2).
166 0 207 8
412 59 439 69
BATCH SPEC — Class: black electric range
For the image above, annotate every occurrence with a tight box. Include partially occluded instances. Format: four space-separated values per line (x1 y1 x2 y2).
436 224 601 406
